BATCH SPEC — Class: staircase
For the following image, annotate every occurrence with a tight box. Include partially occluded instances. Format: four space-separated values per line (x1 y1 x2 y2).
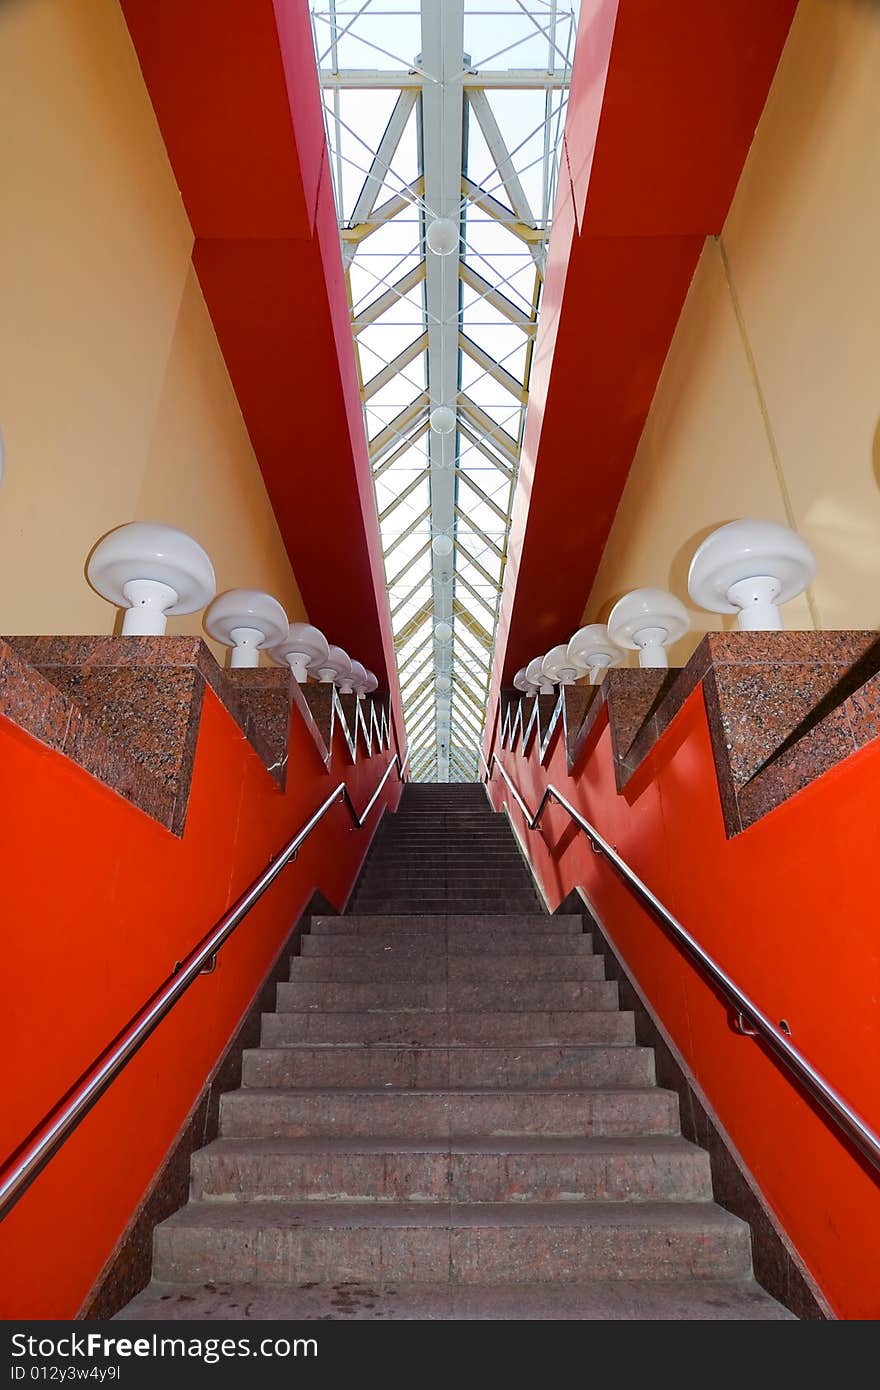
119 785 790 1320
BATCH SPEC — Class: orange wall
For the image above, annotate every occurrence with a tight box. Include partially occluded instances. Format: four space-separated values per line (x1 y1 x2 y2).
583 0 880 655
0 0 306 653
0 692 402 1319
489 693 880 1319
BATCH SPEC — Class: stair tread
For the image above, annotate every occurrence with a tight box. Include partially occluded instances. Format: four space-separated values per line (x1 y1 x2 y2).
162 1198 746 1232
247 1042 645 1052
196 1134 704 1158
226 1085 673 1098
116 1279 793 1322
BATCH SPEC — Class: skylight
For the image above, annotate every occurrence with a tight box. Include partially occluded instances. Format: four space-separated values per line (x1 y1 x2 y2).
309 0 579 780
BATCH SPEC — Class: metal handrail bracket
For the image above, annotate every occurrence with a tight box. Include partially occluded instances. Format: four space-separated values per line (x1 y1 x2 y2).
482 748 880 1178
0 749 408 1221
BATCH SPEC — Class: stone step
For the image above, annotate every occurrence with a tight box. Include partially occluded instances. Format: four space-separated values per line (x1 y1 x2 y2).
351 893 540 907
300 935 591 957
355 873 537 889
368 844 525 855
261 1009 635 1046
190 1135 712 1204
346 900 539 911
241 1043 654 1090
371 836 521 847
359 861 532 870
310 915 574 934
153 1200 752 1286
356 883 538 896
275 978 619 1013
348 904 542 917
290 954 607 983
220 1086 680 1140
116 1278 794 1322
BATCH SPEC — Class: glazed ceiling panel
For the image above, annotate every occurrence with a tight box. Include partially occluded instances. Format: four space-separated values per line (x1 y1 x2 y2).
310 0 578 780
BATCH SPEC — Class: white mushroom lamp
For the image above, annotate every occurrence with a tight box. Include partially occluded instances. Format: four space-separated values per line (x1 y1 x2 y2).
541 644 580 686
349 660 369 699
525 655 554 695
87 522 216 636
316 644 353 690
513 665 539 695
688 519 816 631
204 589 288 668
567 624 624 684
608 588 690 670
271 623 329 683
362 669 379 697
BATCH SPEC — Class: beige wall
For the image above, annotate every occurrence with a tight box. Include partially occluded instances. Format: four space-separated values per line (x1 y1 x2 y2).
0 0 305 661
584 0 880 662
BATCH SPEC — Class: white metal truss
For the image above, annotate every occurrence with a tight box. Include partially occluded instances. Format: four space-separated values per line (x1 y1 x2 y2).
310 0 578 781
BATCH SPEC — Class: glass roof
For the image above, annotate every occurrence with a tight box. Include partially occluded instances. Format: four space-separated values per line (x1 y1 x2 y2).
309 0 579 781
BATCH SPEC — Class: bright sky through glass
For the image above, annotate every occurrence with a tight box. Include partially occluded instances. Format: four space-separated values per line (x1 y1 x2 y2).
309 0 579 781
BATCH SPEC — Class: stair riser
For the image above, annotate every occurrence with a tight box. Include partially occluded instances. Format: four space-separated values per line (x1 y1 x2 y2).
290 956 607 982
261 1011 636 1045
154 1222 750 1286
220 1089 680 1140
350 902 540 913
300 938 590 957
306 928 582 941
355 879 537 893
310 916 580 934
191 1151 712 1205
276 980 619 1012
369 849 524 857
241 1046 655 1089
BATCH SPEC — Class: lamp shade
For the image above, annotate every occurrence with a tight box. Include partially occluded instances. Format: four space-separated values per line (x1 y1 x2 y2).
205 589 289 668
430 406 456 434
87 522 216 636
688 519 816 630
426 217 458 255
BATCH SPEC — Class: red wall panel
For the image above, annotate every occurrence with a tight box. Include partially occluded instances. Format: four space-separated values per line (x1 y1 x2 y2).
0 696 402 1318
489 693 880 1319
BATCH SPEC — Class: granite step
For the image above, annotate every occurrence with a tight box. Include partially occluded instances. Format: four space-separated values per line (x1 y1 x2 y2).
290 954 607 983
261 1009 636 1046
349 904 542 917
346 897 541 912
116 1278 794 1322
300 935 592 957
275 979 619 1013
241 1043 655 1090
309 915 577 934
220 1087 681 1140
190 1135 712 1204
153 1200 752 1286
356 873 533 886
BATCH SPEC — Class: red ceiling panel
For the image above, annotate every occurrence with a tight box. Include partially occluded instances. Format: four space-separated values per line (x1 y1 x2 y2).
494 0 798 692
121 0 401 720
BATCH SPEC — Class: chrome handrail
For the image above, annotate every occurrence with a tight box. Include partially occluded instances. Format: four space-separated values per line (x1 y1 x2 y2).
482 748 880 1178
0 749 408 1221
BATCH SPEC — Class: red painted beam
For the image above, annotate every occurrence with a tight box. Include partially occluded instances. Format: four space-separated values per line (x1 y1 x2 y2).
120 1 402 732
494 0 798 690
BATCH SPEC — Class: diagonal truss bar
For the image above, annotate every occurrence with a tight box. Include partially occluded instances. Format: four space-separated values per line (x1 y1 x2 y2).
349 89 419 228
362 332 428 401
353 263 426 333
